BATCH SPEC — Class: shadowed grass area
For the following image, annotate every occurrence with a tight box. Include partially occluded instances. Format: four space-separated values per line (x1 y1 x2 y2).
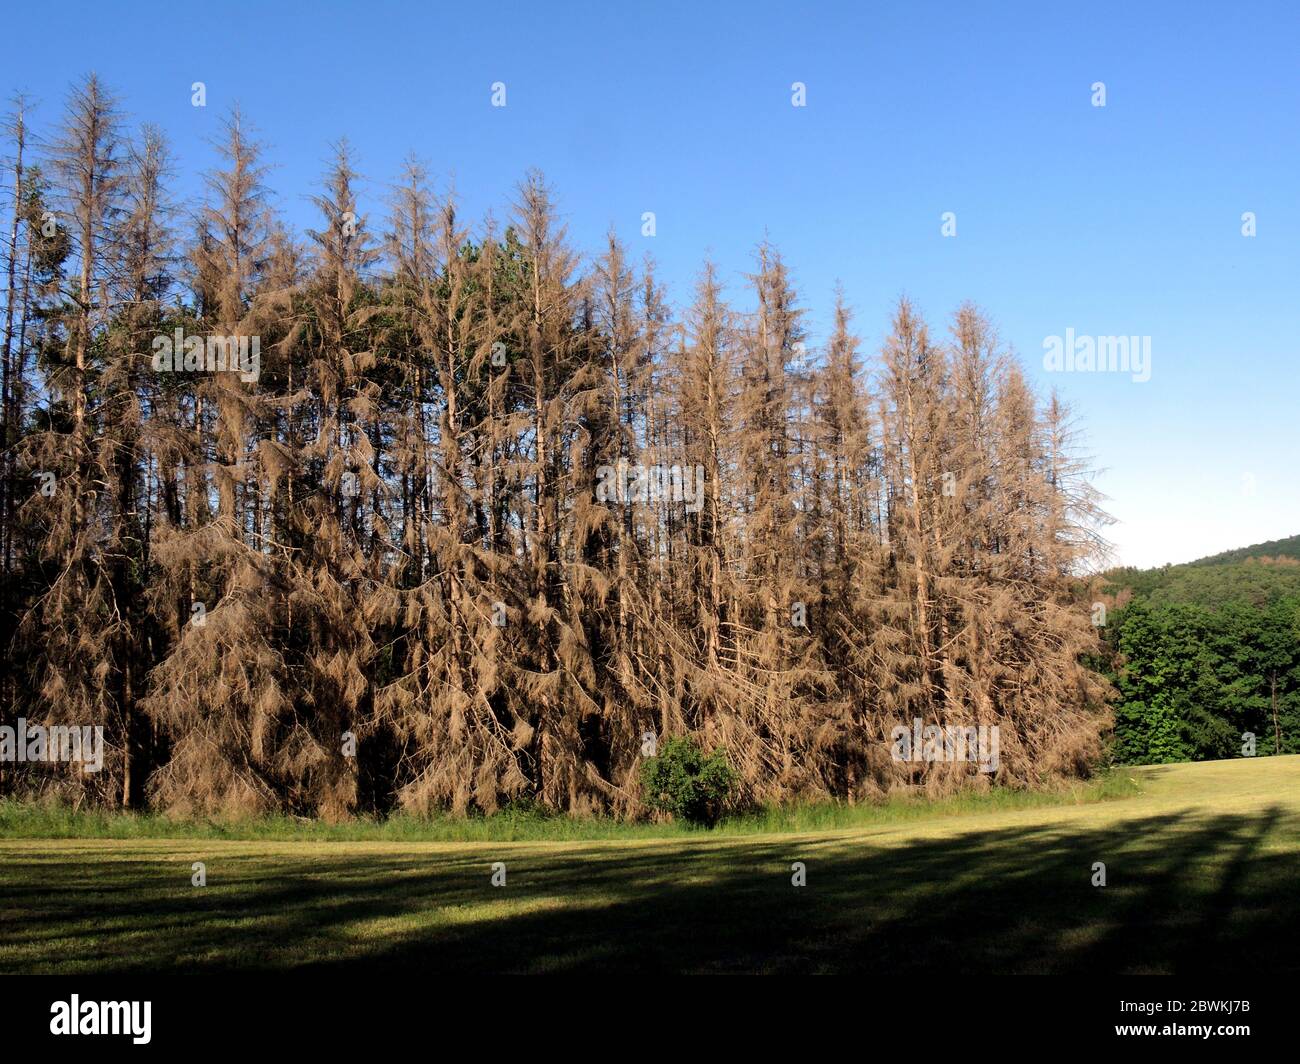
1 757 1295 973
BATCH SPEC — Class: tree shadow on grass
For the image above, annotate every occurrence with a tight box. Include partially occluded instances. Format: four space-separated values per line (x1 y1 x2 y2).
2 806 1297 973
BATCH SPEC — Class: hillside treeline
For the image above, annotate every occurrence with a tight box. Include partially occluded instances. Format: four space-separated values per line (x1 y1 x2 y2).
0 76 1112 818
1102 551 1300 763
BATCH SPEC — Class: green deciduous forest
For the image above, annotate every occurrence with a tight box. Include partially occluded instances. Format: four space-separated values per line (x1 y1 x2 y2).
1101 541 1300 763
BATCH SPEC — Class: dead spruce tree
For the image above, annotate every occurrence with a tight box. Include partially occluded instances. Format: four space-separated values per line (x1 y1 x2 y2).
17 75 126 803
812 290 888 793
274 141 384 819
142 108 294 815
101 124 174 805
724 244 847 803
375 165 532 814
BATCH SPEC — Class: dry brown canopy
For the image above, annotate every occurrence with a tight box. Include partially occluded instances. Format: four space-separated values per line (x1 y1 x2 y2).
0 82 1113 816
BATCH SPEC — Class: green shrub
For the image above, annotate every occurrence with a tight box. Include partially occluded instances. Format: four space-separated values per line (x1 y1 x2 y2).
640 736 737 826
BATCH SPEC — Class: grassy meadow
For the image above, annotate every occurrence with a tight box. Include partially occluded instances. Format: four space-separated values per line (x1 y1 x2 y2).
2 757 1297 974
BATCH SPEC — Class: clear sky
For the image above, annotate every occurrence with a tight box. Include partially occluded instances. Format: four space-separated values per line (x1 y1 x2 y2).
6 0 1298 568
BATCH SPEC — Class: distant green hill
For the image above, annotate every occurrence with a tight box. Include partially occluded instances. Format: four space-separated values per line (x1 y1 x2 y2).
1102 533 1300 607
1098 534 1300 766
1186 533 1300 567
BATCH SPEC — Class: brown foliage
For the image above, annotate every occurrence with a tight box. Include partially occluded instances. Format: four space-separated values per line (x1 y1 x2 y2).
0 81 1113 817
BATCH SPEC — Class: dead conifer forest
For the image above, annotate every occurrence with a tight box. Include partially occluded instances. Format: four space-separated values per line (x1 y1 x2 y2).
0 74 1116 822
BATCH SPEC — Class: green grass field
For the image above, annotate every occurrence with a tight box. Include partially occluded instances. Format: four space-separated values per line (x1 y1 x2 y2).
2 757 1297 974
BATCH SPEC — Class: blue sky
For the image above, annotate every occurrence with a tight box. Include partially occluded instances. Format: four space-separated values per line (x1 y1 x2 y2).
6 0 1298 568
